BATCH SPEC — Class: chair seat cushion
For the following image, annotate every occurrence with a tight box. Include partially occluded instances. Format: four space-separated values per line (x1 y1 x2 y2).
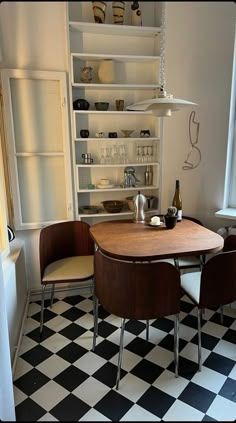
42 255 94 283
180 271 201 304
178 256 201 267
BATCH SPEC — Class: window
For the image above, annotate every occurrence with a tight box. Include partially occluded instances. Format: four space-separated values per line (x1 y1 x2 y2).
215 24 236 220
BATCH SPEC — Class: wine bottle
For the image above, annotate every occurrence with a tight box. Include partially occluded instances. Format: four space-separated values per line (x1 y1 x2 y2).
172 180 182 221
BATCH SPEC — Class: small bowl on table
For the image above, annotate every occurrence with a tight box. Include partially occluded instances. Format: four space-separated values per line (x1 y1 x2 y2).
102 200 124 213
94 102 109 111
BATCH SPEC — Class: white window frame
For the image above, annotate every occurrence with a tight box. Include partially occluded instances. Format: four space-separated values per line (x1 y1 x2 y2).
215 23 236 220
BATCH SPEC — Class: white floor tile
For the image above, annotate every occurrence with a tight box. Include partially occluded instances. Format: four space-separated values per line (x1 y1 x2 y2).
202 321 228 338
74 351 107 375
104 314 122 327
44 315 71 332
73 377 110 407
27 302 41 317
139 326 169 344
13 356 33 381
117 373 150 402
36 354 70 379
48 300 71 314
107 329 136 347
76 298 93 313
24 317 40 334
207 394 236 420
178 324 197 342
120 404 160 421
152 369 189 398
18 335 38 355
74 330 94 349
145 345 175 368
180 342 211 364
13 385 27 406
31 380 68 411
229 363 236 380
38 412 59 421
163 399 204 421
213 339 236 360
109 349 142 372
41 333 71 353
191 366 227 394
76 313 94 329
80 408 110 421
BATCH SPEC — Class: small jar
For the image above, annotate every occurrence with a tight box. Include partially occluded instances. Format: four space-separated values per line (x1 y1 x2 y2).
80 129 90 138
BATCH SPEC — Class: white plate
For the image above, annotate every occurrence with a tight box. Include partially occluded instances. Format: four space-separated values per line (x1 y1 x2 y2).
97 184 114 189
147 222 164 227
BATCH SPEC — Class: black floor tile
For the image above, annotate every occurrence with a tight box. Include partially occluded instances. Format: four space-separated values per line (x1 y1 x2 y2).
125 319 146 336
57 342 87 363
61 306 84 321
59 322 87 340
137 386 175 418
218 377 236 402
130 358 164 384
94 390 133 421
93 361 126 388
14 368 50 396
15 397 46 421
97 320 118 338
31 308 58 323
20 344 53 366
158 333 188 352
204 352 235 376
191 332 220 350
27 325 55 343
151 317 175 333
209 312 235 328
63 295 86 306
180 299 196 313
222 328 236 344
125 336 155 357
93 339 119 360
167 355 199 380
178 381 216 413
50 393 90 421
54 365 89 391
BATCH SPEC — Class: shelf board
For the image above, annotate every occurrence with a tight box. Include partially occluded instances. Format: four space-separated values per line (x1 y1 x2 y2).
15 152 64 157
69 21 161 37
78 185 158 193
74 110 152 115
77 162 159 168
75 137 160 142
79 209 159 218
72 83 160 90
71 53 160 63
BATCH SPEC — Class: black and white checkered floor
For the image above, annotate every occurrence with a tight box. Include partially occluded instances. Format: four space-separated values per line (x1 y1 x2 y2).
13 293 236 421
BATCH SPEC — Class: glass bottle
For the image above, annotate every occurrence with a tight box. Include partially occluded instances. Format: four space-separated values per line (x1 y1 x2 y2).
172 180 182 221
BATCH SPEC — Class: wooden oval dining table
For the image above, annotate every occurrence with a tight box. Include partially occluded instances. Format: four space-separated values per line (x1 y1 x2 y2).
89 218 224 261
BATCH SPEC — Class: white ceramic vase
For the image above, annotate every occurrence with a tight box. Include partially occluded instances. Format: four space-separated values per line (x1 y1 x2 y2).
92 1 107 24
112 1 125 25
131 1 142 26
98 59 114 84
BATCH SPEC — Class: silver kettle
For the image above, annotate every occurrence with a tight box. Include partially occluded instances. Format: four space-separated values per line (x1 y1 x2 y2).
133 191 146 223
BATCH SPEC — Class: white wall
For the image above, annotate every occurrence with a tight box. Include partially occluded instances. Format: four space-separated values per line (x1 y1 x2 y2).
163 2 236 231
1 1 236 290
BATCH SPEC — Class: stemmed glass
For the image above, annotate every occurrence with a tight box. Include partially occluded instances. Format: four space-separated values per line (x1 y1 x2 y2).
100 147 105 164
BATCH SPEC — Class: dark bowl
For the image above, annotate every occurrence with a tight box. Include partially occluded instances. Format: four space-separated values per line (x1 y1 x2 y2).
102 200 124 213
73 99 90 110
94 102 109 111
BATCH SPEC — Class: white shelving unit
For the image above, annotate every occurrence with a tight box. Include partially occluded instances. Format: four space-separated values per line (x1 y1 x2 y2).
67 2 164 223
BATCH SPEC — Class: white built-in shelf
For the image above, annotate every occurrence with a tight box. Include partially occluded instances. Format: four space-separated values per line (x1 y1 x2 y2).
72 83 160 90
75 137 160 142
72 53 160 63
79 209 158 218
78 185 158 193
74 110 153 115
69 21 161 37
15 152 64 157
76 162 159 168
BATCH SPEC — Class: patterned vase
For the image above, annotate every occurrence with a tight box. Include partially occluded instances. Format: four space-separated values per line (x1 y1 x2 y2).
92 1 107 24
131 1 142 26
112 1 125 25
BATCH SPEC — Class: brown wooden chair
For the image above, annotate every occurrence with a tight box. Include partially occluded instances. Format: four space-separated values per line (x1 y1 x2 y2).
181 248 236 371
174 216 205 271
39 221 95 337
92 250 181 389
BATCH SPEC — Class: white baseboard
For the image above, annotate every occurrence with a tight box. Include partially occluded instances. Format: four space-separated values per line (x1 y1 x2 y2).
12 290 30 378
29 280 94 302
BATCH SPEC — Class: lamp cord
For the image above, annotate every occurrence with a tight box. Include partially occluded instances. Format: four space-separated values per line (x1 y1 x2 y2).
182 110 202 170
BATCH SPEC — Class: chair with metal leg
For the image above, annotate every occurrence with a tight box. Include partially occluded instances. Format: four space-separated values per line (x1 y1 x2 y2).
39 220 95 338
181 248 236 371
92 250 181 390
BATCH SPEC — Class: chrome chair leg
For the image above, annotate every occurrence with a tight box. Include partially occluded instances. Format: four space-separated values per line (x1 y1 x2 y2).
116 318 126 390
50 284 55 308
40 284 46 339
92 294 98 351
220 305 224 325
146 319 149 341
174 313 179 377
197 308 202 371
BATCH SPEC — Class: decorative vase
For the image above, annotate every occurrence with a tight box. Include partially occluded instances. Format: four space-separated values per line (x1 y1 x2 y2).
80 66 93 83
131 1 142 26
112 1 125 25
92 1 107 24
98 59 114 84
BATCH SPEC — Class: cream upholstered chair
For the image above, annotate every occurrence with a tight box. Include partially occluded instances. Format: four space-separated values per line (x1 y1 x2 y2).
181 246 236 371
39 221 94 338
92 250 181 389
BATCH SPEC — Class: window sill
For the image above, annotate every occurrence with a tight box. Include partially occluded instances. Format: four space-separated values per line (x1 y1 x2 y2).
215 208 236 220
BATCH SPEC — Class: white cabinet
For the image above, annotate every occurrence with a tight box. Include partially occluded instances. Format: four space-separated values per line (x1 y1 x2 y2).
67 2 164 223
1 69 73 230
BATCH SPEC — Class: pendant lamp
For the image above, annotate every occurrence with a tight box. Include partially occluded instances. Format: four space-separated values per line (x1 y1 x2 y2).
126 2 197 117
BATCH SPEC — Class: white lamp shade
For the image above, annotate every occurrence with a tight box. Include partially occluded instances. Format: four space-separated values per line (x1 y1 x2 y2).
126 97 197 117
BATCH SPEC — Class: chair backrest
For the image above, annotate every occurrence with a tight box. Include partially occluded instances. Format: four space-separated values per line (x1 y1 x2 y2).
94 250 181 320
183 215 203 226
39 221 94 278
223 234 236 252
200 249 236 308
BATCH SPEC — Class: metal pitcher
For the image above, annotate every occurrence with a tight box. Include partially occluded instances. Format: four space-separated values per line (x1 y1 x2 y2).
133 190 146 223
